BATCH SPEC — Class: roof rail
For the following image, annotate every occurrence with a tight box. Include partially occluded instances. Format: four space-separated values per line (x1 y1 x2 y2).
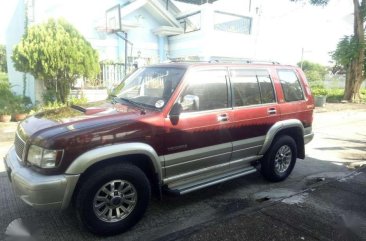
209 59 280 65
166 58 280 65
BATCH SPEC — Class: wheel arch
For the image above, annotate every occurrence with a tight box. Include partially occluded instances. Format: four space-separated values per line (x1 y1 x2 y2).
66 143 163 202
259 119 305 159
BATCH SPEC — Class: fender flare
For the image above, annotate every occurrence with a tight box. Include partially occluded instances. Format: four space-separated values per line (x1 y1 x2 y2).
259 119 304 155
65 143 163 183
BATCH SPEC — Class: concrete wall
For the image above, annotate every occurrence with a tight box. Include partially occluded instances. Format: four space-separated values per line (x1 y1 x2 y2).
5 0 37 102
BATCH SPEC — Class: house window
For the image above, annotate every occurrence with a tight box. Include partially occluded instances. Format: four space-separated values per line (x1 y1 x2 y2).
214 11 252 34
177 11 201 33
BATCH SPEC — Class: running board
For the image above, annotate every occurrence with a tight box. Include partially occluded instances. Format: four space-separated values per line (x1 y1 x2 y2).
166 167 257 195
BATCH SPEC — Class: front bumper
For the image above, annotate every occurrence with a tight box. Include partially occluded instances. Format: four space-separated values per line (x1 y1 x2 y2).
4 146 79 210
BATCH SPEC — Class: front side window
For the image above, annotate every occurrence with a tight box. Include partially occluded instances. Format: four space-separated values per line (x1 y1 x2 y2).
277 70 305 102
231 69 275 107
179 69 228 112
116 67 185 109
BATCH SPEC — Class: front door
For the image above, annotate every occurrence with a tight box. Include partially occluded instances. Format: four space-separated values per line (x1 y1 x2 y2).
163 68 233 180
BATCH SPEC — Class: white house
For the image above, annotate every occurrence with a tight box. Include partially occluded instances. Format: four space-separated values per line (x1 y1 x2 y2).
6 0 261 103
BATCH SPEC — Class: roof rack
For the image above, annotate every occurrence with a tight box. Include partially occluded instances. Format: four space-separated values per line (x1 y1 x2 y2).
209 59 280 65
167 58 280 65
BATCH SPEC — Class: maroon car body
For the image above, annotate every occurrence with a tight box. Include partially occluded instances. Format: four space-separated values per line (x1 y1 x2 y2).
4 62 314 235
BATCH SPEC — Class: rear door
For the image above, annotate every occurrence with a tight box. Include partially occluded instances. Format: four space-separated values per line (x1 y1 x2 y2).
228 68 280 167
163 68 233 179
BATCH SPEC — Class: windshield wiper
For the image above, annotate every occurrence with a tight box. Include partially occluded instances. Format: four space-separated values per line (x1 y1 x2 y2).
119 97 159 110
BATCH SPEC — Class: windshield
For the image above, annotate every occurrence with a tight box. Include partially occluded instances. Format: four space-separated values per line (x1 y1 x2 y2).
116 67 185 109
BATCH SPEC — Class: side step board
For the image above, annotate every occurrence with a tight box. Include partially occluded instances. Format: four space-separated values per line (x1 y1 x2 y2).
166 167 257 195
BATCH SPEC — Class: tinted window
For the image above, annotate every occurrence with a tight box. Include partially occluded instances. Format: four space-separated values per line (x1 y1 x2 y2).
117 67 185 108
231 69 275 106
181 70 228 112
258 76 276 104
278 70 304 102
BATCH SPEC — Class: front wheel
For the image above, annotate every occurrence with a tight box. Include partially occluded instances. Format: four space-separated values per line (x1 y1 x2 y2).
75 164 151 236
261 135 297 182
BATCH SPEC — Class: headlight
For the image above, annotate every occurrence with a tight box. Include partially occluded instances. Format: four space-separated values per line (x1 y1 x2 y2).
27 145 63 168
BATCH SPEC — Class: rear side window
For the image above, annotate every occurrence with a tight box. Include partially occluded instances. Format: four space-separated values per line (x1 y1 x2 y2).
277 70 305 102
231 69 275 107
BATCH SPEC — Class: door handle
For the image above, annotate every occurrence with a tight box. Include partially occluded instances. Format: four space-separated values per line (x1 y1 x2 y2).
268 108 277 115
217 113 229 122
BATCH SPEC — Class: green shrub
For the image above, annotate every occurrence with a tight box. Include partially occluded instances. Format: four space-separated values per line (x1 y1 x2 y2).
42 89 58 104
326 89 344 103
0 79 14 115
361 88 366 102
0 72 8 82
309 81 325 89
12 95 33 113
69 95 88 106
311 87 328 96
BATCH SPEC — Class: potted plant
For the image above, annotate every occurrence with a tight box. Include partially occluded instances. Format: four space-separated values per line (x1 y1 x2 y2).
312 88 328 107
0 99 12 122
13 96 33 121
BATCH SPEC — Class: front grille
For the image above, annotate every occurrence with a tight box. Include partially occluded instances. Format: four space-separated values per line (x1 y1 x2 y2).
14 133 26 162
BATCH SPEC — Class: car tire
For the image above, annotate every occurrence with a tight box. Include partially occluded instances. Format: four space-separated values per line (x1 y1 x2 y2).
75 163 151 236
261 135 297 182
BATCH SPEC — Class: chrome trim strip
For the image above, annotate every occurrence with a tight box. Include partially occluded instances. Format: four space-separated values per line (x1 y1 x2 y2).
163 155 262 184
172 107 234 118
178 167 257 195
232 145 262 154
230 155 262 165
232 135 265 151
164 142 232 166
164 162 228 184
165 151 232 169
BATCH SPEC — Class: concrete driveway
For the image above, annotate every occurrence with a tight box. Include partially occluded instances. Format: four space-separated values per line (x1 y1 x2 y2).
0 105 366 241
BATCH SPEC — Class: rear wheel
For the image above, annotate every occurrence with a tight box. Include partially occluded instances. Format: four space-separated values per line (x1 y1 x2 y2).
75 163 151 236
261 135 297 182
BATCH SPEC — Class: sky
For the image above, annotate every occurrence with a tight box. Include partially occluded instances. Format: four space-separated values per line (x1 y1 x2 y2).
0 0 354 66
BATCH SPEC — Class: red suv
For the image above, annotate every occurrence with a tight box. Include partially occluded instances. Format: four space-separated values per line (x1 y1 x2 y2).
4 62 314 235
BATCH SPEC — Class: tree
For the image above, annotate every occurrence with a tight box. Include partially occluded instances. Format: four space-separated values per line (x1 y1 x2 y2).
12 18 100 103
297 60 327 82
0 44 7 73
291 0 365 102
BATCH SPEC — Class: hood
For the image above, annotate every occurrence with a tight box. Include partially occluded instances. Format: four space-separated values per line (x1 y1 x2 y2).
18 100 147 140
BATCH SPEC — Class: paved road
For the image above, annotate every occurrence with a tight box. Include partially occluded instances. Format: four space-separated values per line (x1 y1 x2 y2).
0 108 366 240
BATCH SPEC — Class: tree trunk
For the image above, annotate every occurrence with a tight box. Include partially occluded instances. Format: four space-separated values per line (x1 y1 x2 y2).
344 0 365 102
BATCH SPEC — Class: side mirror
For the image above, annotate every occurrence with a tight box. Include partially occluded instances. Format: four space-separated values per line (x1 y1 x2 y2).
181 95 199 111
170 103 182 117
